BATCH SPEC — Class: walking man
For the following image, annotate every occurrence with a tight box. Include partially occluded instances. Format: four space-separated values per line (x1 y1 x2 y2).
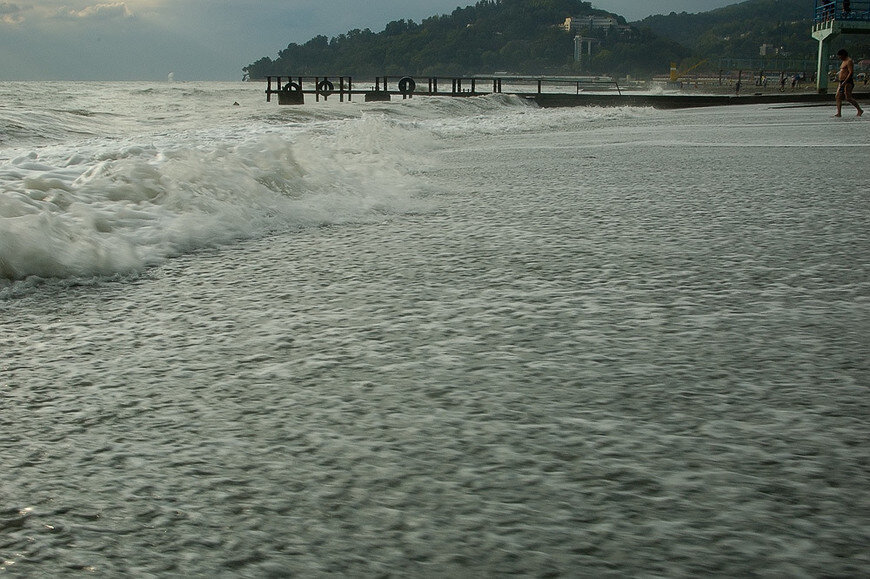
835 49 863 117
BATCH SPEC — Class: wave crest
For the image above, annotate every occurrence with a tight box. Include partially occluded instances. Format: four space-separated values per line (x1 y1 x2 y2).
1 116 433 283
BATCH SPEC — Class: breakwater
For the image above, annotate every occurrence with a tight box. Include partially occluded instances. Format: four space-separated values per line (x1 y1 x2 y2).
528 91 868 109
264 75 867 109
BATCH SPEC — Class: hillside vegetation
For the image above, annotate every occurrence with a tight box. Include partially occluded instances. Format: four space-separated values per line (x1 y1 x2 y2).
637 0 816 63
243 0 687 79
244 0 866 80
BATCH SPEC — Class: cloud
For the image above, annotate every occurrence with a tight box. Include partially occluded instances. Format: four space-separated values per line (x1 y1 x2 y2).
592 0 743 21
55 2 133 20
1 1 137 24
0 2 28 24
0 0 744 81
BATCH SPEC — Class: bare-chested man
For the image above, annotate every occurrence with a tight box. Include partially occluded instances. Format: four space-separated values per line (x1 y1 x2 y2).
835 49 864 117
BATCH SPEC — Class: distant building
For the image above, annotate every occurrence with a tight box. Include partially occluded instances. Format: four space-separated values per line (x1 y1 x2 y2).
759 43 790 57
561 16 631 35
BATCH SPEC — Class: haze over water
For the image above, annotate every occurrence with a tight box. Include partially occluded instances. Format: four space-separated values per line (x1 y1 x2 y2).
1 82 868 576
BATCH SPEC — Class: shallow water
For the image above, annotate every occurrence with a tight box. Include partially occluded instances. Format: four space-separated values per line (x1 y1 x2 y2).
1 84 869 576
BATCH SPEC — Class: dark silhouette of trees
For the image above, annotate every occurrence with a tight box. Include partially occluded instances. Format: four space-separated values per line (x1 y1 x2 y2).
243 0 672 79
242 0 826 80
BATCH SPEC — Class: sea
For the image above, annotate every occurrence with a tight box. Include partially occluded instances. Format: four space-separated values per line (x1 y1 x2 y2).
1 81 868 576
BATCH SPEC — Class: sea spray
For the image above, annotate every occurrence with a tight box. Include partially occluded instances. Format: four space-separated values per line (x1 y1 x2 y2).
1 83 650 285
1 116 434 282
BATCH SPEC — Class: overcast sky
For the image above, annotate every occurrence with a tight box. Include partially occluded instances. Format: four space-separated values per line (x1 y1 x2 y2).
0 1 745 81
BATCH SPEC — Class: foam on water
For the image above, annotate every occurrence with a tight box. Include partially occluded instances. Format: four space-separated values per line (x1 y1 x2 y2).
379 93 656 137
0 83 654 288
0 135 414 280
2 82 869 576
0 87 448 284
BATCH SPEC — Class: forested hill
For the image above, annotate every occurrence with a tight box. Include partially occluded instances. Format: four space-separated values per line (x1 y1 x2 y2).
635 0 816 62
243 0 688 79
242 0 846 81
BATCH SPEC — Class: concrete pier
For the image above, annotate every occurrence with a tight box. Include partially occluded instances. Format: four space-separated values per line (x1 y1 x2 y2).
265 75 622 105
263 75 867 110
813 0 870 93
528 91 867 109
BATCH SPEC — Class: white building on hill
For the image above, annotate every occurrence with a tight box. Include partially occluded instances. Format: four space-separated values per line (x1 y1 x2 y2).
561 15 627 33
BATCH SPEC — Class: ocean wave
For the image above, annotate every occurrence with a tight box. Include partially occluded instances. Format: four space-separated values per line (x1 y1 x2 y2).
421 99 658 138
0 115 434 284
0 81 656 287
0 109 105 146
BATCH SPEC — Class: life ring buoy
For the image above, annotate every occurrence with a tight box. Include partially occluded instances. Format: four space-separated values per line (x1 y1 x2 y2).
282 82 301 93
317 80 335 95
398 77 416 95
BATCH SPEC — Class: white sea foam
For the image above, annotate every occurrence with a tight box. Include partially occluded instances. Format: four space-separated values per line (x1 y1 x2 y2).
0 84 444 282
2 83 645 284
0 81 850 287
2 82 869 576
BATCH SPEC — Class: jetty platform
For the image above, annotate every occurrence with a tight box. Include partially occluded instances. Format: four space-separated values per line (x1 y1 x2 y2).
263 75 867 110
529 91 866 109
813 0 870 92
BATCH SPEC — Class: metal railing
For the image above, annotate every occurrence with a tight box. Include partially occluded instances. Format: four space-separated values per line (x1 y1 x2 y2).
264 75 623 104
814 0 870 22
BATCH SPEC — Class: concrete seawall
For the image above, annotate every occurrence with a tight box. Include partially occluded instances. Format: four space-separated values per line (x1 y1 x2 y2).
527 91 870 109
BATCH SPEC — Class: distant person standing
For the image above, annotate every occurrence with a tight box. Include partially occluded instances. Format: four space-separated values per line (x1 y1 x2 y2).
835 49 863 117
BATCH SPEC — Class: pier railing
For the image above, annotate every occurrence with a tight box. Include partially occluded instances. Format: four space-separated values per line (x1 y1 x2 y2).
264 75 622 104
814 0 870 23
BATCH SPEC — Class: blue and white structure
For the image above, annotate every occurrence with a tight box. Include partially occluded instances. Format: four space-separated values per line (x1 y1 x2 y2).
813 0 870 92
